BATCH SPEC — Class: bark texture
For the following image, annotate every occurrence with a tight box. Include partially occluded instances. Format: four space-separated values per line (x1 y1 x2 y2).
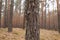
25 0 40 40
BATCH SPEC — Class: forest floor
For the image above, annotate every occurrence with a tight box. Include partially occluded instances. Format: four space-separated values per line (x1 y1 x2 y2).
40 29 60 40
0 28 60 40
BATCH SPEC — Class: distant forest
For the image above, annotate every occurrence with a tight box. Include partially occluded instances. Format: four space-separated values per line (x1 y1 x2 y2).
0 0 60 32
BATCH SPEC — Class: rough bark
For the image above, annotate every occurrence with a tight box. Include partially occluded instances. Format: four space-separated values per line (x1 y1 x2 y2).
25 0 40 40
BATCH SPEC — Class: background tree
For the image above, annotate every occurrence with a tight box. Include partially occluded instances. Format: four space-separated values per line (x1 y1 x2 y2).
41 2 43 28
8 0 14 32
56 0 60 33
4 0 8 27
43 1 46 29
0 0 2 27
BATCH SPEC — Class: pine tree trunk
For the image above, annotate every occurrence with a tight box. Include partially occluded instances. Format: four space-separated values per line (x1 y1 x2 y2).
41 2 43 28
8 0 14 32
4 0 8 27
47 4 50 29
48 10 50 29
56 0 60 33
44 1 46 29
0 0 2 27
42 1 46 29
25 0 40 40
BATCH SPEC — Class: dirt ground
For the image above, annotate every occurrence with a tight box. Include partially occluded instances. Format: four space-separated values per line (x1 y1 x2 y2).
0 28 60 40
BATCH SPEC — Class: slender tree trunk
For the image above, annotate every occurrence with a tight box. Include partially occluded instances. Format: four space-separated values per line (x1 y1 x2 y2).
0 0 2 27
25 0 40 40
41 2 43 28
4 0 8 27
48 11 50 29
43 1 46 29
8 0 14 32
47 6 50 29
45 0 46 29
52 11 54 30
52 0 55 30
56 0 60 33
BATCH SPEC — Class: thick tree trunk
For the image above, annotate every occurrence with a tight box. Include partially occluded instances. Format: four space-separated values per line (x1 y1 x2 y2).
8 0 14 32
56 0 60 33
0 0 2 27
25 0 40 40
